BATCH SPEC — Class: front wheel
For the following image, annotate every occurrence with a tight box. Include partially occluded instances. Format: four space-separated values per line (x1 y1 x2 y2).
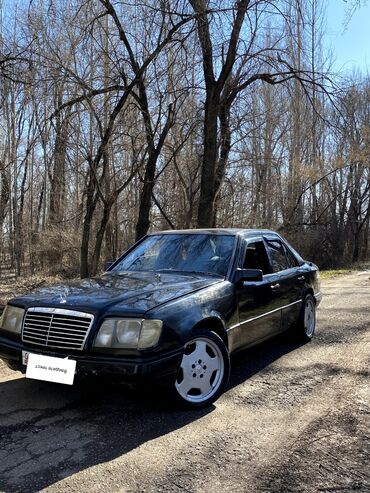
174 330 230 408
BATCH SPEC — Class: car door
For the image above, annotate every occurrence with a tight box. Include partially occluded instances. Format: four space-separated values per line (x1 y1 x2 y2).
233 238 283 349
263 236 303 331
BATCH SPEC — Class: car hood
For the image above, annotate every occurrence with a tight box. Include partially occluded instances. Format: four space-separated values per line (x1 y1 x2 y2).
12 271 222 315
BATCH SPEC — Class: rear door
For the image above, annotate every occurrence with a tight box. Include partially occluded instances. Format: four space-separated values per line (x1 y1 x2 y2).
263 236 303 330
233 238 283 349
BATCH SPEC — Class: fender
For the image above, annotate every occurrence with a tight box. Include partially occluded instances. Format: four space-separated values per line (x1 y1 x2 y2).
146 281 238 348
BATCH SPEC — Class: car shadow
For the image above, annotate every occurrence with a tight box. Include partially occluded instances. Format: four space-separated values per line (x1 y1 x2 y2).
0 333 304 493
228 332 305 390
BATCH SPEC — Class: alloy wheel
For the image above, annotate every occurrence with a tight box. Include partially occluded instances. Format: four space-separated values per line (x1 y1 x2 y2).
175 336 225 404
304 297 316 337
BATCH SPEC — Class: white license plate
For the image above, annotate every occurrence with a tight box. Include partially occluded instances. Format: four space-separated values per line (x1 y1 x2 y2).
24 353 76 385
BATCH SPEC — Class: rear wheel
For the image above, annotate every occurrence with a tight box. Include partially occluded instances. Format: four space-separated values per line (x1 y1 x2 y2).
297 293 316 341
174 330 230 408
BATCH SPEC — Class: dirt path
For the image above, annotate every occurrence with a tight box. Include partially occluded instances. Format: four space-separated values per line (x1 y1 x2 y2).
0 271 369 493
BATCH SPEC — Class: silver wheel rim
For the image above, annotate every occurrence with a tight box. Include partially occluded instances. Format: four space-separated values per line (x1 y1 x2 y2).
304 298 315 337
175 337 225 403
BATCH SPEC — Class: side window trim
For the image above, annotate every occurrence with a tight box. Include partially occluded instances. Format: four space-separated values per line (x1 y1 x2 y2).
239 237 263 268
263 237 294 273
262 237 275 273
276 234 305 266
280 238 301 267
262 234 303 272
281 242 299 268
242 237 272 275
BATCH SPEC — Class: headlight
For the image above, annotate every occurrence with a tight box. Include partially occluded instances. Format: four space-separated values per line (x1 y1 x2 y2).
0 305 25 334
94 318 162 349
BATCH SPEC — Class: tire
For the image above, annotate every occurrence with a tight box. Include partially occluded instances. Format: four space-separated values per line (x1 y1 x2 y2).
296 293 316 342
174 330 230 408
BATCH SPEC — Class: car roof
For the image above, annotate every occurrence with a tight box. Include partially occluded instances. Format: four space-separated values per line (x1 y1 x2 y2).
149 228 279 238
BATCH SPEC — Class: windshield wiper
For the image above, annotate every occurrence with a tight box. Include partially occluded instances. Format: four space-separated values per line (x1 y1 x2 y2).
156 269 223 278
182 270 223 278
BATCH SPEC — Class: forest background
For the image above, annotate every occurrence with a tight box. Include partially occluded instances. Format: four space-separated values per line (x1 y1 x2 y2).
0 0 369 280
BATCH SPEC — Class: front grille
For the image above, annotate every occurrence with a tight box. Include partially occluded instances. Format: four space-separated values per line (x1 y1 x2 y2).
22 307 94 350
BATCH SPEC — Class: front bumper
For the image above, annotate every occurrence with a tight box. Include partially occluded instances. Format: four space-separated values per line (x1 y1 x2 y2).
0 335 182 384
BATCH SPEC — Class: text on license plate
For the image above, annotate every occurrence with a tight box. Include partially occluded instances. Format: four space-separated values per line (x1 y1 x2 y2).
24 352 76 385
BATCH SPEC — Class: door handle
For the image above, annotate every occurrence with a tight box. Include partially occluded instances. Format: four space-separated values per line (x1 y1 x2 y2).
271 283 280 290
297 275 305 282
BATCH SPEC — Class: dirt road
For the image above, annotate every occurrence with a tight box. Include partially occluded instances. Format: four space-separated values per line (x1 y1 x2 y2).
0 272 369 493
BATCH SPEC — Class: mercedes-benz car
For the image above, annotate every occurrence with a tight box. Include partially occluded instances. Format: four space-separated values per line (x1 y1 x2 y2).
0 229 321 408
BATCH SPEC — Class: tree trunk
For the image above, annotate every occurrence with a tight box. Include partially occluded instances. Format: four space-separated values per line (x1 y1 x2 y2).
0 167 10 270
80 168 99 278
212 102 232 226
0 168 10 235
135 98 174 241
135 154 157 241
90 200 113 276
197 90 219 227
49 112 68 227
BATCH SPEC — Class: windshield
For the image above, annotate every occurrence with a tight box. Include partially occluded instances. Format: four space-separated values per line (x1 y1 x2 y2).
111 234 236 277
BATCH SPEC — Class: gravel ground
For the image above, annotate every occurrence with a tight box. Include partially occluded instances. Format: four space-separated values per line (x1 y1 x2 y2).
0 271 369 493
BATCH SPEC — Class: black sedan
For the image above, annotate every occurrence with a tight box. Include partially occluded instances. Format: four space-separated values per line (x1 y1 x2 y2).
0 229 321 408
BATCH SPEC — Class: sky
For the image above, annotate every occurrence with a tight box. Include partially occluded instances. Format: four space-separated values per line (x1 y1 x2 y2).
325 0 370 75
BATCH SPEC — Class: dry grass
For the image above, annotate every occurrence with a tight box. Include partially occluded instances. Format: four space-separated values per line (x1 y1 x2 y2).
320 261 370 280
320 269 352 280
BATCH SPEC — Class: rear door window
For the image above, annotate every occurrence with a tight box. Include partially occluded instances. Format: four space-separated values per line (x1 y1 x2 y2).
265 239 297 272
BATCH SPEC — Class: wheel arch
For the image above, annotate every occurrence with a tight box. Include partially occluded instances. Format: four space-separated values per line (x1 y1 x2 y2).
191 316 229 349
304 287 315 302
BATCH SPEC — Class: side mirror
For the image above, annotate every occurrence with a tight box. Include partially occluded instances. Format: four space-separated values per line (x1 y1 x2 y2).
104 260 115 271
233 268 263 283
